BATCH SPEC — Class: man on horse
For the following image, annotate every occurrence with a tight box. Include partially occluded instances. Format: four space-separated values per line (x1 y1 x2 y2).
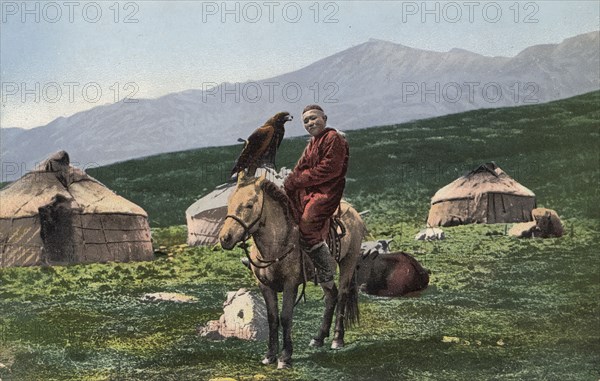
283 104 349 289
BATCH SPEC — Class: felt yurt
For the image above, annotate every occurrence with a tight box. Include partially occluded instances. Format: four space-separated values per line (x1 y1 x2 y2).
186 167 288 246
427 162 536 227
0 151 153 267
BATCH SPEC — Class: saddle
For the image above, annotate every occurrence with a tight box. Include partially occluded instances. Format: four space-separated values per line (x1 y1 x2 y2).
327 205 347 263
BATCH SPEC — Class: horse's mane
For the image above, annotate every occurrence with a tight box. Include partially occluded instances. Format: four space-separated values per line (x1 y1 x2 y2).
260 180 295 222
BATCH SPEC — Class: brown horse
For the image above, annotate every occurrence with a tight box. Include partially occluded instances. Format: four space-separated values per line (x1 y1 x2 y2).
219 171 365 369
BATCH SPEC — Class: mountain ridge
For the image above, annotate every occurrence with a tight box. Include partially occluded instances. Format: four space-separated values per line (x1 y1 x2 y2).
2 31 598 181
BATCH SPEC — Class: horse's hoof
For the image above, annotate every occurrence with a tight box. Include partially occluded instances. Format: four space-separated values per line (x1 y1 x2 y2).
309 338 324 348
331 339 344 349
277 360 292 369
261 356 277 365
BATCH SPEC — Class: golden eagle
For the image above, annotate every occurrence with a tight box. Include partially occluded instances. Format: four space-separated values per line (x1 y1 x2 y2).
231 112 293 176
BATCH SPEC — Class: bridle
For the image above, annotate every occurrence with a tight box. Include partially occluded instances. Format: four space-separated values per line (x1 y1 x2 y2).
223 183 307 306
224 212 262 244
224 191 294 269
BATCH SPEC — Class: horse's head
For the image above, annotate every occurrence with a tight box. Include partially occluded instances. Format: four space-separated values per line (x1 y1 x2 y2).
219 171 267 250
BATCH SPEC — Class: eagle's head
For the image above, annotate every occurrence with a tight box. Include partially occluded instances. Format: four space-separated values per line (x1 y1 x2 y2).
269 112 293 126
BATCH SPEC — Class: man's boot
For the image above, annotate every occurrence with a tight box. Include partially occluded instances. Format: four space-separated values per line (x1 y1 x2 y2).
305 242 335 286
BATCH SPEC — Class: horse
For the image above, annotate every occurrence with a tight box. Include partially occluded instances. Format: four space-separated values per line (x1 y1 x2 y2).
356 251 430 297
219 171 365 369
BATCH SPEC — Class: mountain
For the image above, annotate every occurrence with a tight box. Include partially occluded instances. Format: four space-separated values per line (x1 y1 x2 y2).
2 31 598 181
82 90 599 227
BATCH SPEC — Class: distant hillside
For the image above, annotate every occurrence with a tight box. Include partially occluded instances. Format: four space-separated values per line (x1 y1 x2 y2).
2 31 599 180
82 91 599 227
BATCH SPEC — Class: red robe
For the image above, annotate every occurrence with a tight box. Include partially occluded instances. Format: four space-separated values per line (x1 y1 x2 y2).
285 128 349 246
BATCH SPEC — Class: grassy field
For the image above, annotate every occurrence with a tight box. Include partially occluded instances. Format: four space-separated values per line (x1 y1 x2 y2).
85 91 599 228
1 92 598 380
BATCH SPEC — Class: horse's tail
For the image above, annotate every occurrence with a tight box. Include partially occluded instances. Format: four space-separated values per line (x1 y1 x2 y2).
343 268 360 328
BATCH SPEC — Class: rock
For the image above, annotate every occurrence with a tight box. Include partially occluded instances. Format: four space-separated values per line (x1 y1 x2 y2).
442 336 460 343
415 227 445 241
198 288 268 341
441 336 474 345
141 292 197 303
197 320 224 340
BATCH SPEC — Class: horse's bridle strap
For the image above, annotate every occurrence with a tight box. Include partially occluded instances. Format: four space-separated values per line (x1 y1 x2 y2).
224 193 265 241
224 213 260 240
223 187 295 269
239 241 295 269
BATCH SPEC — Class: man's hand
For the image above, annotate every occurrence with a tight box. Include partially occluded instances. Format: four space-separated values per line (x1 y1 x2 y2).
284 174 299 193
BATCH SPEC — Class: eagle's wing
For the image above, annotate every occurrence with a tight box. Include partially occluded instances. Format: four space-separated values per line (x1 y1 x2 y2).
231 124 274 175
275 127 285 149
259 126 285 169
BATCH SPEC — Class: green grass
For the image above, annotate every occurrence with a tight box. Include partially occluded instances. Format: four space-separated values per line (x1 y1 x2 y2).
1 91 599 380
1 222 598 380
85 91 599 227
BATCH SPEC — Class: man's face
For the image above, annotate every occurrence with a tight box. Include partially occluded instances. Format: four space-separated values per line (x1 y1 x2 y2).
303 110 327 137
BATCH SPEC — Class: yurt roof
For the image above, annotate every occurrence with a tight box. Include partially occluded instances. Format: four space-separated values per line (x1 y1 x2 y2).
186 167 288 218
431 162 535 204
185 183 235 218
0 151 147 219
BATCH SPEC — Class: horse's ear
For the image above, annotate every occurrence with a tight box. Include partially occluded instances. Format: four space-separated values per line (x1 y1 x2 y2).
237 170 246 184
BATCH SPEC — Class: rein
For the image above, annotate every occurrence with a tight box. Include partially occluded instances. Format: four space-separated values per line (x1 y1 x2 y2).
224 186 307 305
237 238 306 307
237 239 295 269
224 213 261 243
224 192 293 269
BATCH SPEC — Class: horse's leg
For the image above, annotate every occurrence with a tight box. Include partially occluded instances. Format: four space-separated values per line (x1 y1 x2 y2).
332 255 359 349
278 283 298 369
331 288 347 349
309 281 338 347
259 283 279 365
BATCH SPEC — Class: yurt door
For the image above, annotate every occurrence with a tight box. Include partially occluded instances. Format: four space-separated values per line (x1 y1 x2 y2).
487 193 509 224
38 195 75 263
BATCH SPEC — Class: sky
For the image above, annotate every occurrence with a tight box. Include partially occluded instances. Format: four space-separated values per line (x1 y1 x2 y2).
1 0 599 129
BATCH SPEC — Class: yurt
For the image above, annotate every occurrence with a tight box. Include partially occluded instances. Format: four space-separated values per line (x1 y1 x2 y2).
427 162 536 227
186 167 288 246
0 151 153 267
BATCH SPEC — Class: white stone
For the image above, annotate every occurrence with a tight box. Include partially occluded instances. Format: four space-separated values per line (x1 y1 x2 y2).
415 228 445 241
198 288 268 341
141 292 197 303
